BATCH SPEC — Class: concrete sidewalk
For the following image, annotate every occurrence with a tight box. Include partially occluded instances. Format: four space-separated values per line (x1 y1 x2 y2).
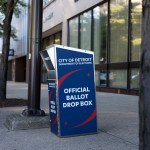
0 81 139 150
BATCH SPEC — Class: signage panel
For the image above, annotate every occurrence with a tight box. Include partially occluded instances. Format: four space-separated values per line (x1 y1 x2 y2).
9 49 14 56
41 45 97 137
48 79 58 135
56 47 97 136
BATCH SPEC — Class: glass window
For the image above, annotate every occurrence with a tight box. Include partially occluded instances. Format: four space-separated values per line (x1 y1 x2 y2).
68 17 79 48
80 10 92 50
42 32 62 49
48 36 54 45
42 37 49 49
93 3 108 64
109 70 127 88
95 70 107 87
110 0 129 63
95 71 100 86
54 32 61 44
130 69 139 89
42 39 47 50
131 0 142 61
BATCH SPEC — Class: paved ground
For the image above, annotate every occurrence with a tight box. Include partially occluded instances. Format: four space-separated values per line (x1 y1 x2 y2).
0 81 139 150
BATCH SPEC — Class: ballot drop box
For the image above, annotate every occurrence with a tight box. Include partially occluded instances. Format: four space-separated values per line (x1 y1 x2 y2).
40 45 97 137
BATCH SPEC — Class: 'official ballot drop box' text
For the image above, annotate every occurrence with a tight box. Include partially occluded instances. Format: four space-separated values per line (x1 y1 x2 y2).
40 45 97 137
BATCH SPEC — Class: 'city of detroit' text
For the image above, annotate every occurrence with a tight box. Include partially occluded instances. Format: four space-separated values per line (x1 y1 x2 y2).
58 57 92 63
58 57 92 66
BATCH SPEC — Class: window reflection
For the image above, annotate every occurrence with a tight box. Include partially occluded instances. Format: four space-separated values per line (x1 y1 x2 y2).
95 70 107 87
110 0 128 63
49 36 54 45
42 32 61 49
55 32 61 44
93 4 108 64
68 1 141 90
80 10 92 50
69 17 78 48
131 0 142 61
130 69 139 89
109 70 127 88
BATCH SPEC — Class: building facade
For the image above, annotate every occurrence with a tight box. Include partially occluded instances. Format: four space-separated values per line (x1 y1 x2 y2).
4 0 29 82
2 0 141 95
42 0 142 95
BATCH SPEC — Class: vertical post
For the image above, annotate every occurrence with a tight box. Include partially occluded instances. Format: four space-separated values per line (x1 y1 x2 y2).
139 1 150 149
22 0 45 116
26 0 32 108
